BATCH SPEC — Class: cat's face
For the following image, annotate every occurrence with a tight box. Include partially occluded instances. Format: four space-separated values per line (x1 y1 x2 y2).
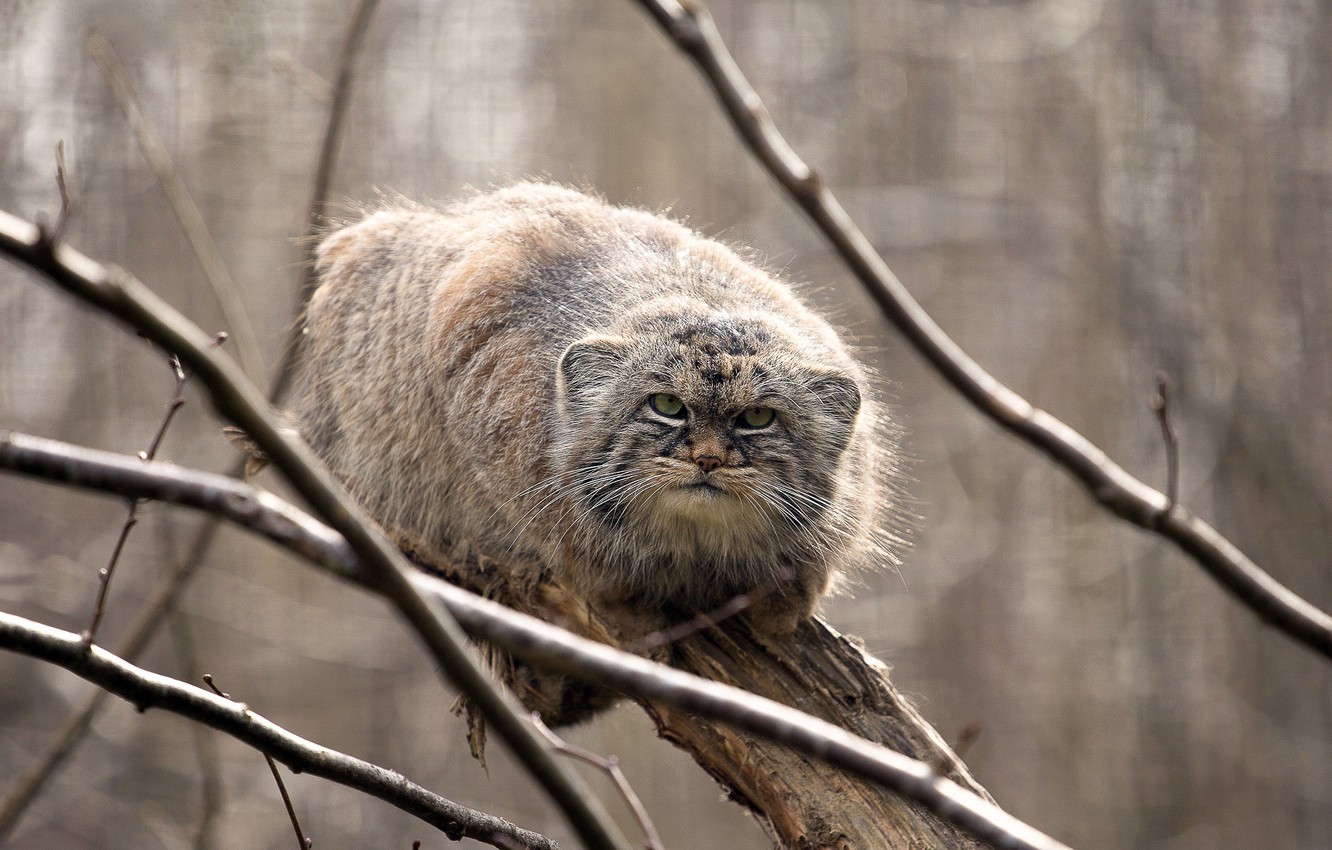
554 310 863 577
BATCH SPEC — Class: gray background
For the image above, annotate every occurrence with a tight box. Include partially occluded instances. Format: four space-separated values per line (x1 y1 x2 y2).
2 1 1330 848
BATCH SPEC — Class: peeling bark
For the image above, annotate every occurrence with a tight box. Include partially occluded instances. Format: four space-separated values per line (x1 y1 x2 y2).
413 545 993 850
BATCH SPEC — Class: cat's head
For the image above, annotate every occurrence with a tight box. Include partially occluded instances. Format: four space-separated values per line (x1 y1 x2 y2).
551 305 872 591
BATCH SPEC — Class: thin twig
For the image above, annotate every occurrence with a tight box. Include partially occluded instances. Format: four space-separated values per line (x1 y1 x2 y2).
0 429 1074 850
0 6 366 815
532 715 664 850
81 510 139 646
1150 371 1179 517
3 349 242 843
0 515 221 843
268 0 380 404
204 675 311 850
0 612 559 850
82 354 191 646
266 756 311 850
624 589 761 653
2 3 370 813
143 355 190 460
0 211 631 850
86 34 266 387
172 615 225 850
2 330 232 844
159 527 224 850
53 141 72 242
629 0 1332 663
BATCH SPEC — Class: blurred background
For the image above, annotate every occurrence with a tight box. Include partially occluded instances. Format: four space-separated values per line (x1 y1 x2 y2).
2 0 1330 848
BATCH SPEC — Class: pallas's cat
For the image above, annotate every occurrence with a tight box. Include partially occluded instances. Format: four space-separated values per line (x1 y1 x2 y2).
292 184 899 634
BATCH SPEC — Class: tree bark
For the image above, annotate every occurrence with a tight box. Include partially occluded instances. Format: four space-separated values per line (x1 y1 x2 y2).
649 618 991 849
410 545 993 850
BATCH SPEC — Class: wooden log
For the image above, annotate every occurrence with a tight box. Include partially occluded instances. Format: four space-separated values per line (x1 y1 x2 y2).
410 545 993 849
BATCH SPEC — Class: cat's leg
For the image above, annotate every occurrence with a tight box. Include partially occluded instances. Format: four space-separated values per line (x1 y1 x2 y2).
744 566 831 636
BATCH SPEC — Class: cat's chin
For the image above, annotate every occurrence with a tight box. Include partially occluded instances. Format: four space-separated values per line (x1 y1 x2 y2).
650 485 757 530
677 479 727 496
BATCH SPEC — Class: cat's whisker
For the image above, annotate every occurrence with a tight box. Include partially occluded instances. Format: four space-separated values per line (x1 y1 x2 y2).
756 497 828 554
292 184 898 635
749 487 843 554
553 472 675 557
500 466 646 557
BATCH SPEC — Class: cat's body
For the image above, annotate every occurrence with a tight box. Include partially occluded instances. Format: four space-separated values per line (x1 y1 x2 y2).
293 183 898 633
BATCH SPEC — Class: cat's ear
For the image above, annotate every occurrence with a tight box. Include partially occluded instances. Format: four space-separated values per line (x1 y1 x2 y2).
807 371 862 426
558 336 630 410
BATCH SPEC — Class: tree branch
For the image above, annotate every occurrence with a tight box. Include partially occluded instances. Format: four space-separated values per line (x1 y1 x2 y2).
6 9 378 827
201 675 311 850
0 512 219 843
0 610 557 850
0 429 1073 850
629 0 1332 662
0 211 632 850
82 353 191 645
532 714 664 850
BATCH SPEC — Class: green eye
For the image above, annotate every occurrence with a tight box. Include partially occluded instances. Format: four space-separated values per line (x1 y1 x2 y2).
738 406 777 429
649 393 686 418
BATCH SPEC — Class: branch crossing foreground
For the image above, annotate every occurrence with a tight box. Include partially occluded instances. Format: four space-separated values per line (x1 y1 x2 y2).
3 6 1329 845
0 426 1071 850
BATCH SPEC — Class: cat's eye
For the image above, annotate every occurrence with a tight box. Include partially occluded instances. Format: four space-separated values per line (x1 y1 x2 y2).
737 406 777 429
649 393 686 418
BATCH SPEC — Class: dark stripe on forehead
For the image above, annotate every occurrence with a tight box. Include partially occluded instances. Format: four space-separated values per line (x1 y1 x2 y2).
698 367 728 385
666 316 772 355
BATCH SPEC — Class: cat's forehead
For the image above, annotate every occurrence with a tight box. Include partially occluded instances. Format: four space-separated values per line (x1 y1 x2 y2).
633 312 793 402
635 312 766 364
660 313 772 355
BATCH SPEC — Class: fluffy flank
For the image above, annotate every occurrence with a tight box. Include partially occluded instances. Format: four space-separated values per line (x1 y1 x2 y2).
290 183 904 634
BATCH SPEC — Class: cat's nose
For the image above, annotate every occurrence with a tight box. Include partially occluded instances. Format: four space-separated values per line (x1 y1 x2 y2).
694 455 723 473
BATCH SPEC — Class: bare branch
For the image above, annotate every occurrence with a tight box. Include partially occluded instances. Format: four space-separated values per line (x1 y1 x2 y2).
629 0 1332 663
0 611 558 850
624 589 758 653
0 210 631 850
6 333 239 843
0 429 1074 850
164 600 224 850
0 431 354 570
203 675 311 850
86 34 267 387
1150 371 1179 516
83 354 190 645
144 356 191 460
532 714 664 850
53 141 72 241
6 342 234 843
82 505 138 645
0 519 219 843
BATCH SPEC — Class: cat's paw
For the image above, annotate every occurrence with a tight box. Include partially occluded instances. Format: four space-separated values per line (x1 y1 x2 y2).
743 593 813 638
